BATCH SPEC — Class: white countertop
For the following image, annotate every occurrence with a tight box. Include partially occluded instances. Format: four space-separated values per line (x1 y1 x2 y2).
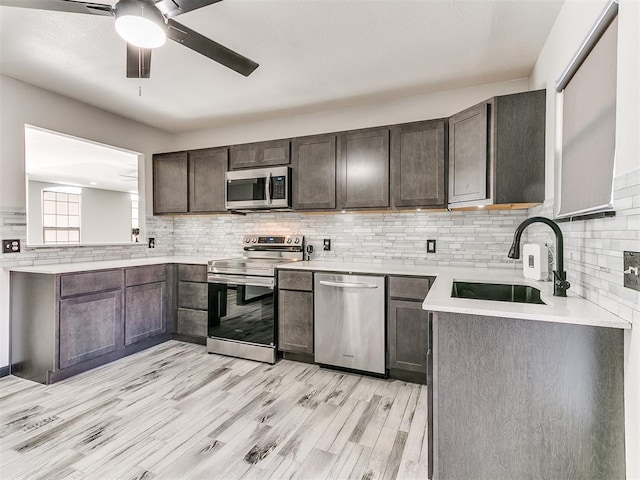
5 256 223 274
279 261 631 330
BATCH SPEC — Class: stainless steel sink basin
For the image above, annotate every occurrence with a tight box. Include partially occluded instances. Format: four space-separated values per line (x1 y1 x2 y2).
451 281 546 305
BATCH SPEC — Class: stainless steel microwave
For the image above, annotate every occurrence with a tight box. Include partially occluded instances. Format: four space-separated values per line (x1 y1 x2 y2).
225 166 291 211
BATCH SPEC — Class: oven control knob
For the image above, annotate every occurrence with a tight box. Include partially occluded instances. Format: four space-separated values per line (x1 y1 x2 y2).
252 237 258 243
294 238 300 244
286 238 292 244
244 237 251 243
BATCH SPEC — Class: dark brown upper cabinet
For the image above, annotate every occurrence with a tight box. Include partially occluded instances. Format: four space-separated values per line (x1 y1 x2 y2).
337 127 390 209
153 152 188 214
448 89 546 208
292 134 336 210
229 138 291 170
188 147 228 213
391 120 446 208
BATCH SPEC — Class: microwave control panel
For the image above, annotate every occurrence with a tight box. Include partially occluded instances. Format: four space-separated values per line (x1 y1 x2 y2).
271 176 287 199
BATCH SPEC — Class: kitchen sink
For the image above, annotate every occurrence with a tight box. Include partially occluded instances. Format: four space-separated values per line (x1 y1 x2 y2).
451 281 546 305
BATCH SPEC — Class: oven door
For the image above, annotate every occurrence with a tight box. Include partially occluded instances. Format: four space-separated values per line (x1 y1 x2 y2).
207 275 276 348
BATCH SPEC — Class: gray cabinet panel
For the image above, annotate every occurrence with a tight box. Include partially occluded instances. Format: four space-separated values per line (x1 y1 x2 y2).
388 299 428 373
59 290 122 369
278 271 313 292
229 139 290 169
278 290 313 354
178 281 208 310
338 128 390 209
125 265 166 287
448 103 488 204
494 90 546 204
433 312 625 480
391 120 446 208
125 282 167 346
153 152 188 214
177 308 208 337
388 276 431 301
60 270 122 298
292 135 336 210
178 264 207 283
189 147 228 213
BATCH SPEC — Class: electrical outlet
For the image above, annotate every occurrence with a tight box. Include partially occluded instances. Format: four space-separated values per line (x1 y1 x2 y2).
2 239 20 253
148 237 155 249
426 239 436 254
623 251 640 292
323 239 331 251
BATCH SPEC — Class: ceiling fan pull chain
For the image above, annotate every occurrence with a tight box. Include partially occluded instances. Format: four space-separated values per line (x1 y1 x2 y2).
139 86 142 97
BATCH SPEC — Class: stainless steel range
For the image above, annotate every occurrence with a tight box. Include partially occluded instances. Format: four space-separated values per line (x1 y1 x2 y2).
207 235 304 363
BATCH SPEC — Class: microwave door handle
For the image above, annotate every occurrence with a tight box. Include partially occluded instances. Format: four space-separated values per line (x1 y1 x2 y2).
266 172 272 204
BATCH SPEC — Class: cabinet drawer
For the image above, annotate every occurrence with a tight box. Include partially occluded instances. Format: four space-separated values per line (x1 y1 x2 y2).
125 265 166 286
60 270 122 298
388 276 431 301
177 308 208 338
178 282 208 310
178 264 207 283
278 271 313 291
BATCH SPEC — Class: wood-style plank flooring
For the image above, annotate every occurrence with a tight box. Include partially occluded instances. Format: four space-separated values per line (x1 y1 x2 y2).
0 341 429 479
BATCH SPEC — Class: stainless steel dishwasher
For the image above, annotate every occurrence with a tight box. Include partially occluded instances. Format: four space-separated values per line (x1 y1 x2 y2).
314 273 386 374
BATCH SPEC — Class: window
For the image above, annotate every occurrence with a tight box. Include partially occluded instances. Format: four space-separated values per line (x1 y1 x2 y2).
42 188 81 244
556 0 618 218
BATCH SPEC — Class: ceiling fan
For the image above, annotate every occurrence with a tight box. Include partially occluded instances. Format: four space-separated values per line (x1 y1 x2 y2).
0 0 259 79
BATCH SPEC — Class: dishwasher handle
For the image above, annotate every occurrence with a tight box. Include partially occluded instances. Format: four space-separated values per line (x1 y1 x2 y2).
319 280 379 289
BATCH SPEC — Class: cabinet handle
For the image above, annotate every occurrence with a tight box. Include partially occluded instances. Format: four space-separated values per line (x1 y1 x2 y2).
319 280 378 289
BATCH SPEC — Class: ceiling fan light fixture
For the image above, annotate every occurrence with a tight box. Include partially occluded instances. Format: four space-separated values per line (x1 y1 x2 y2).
114 0 167 49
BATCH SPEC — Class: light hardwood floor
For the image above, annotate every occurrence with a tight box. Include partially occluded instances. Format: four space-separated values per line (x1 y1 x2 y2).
0 341 429 480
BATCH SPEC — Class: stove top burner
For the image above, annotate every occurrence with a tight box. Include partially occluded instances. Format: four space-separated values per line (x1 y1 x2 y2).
208 234 305 277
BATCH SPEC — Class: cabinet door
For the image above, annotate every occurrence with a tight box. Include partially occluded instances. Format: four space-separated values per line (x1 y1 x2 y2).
177 308 208 338
388 299 428 373
124 282 167 345
153 152 188 214
292 135 336 210
278 290 313 354
59 291 123 369
229 139 290 169
391 120 446 208
338 128 390 209
189 147 228 213
448 103 488 204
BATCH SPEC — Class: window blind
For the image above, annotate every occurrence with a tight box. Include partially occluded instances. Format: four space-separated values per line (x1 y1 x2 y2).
556 2 618 218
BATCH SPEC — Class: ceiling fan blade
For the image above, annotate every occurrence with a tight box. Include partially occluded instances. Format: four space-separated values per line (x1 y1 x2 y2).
154 0 223 20
0 0 113 16
126 44 152 79
167 19 259 77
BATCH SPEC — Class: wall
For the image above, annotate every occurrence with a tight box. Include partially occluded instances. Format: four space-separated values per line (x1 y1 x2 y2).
0 75 176 370
528 0 640 477
173 209 528 268
27 181 133 244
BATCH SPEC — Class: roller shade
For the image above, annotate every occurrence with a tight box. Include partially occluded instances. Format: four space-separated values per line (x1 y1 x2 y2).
556 3 618 218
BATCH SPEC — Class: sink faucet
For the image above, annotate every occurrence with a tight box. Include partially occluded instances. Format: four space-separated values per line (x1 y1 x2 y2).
507 216 571 297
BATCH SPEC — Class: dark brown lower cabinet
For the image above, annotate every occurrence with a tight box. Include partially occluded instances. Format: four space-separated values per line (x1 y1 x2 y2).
387 276 432 384
388 300 428 372
125 282 167 346
278 289 313 354
59 290 122 369
174 264 209 344
277 271 314 356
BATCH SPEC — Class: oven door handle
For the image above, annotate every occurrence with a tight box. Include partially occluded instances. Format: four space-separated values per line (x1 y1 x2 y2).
208 274 274 289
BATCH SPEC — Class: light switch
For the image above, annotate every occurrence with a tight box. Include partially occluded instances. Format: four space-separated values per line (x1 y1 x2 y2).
427 239 436 254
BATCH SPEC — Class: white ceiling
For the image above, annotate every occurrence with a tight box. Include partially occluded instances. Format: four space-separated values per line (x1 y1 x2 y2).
25 126 139 192
0 0 564 133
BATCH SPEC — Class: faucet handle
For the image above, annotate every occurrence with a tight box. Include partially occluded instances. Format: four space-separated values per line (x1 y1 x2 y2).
553 271 571 290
